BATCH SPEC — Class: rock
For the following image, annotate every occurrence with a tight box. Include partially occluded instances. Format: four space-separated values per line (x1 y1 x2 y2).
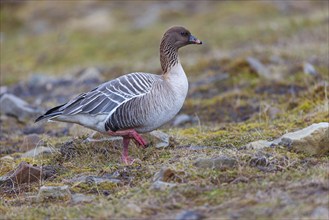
246 57 271 79
0 93 42 122
244 140 272 150
266 106 282 120
71 193 95 204
21 146 57 158
22 124 45 135
0 86 8 94
22 134 42 151
279 122 329 156
0 162 42 186
37 185 72 203
153 167 176 182
126 203 142 214
150 180 176 191
303 62 317 76
64 174 121 185
76 67 104 84
172 114 198 127
311 206 329 219
194 155 237 170
149 130 170 148
176 210 204 220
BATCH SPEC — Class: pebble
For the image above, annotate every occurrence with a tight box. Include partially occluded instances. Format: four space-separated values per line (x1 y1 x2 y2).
149 130 170 148
150 180 176 191
71 193 95 204
246 57 271 79
244 140 272 150
172 114 198 127
176 210 204 220
194 155 237 170
37 185 72 203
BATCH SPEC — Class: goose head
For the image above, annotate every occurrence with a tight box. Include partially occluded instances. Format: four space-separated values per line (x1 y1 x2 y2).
162 26 202 49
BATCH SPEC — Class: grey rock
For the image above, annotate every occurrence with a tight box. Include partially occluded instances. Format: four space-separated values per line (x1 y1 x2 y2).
21 146 57 158
173 114 198 127
279 122 329 155
64 174 121 185
194 155 237 170
266 106 282 120
150 180 176 191
246 57 271 79
176 210 204 220
244 140 272 150
149 130 170 148
77 67 104 84
303 62 317 76
311 206 329 219
0 93 42 122
0 86 8 94
37 185 72 203
71 193 95 204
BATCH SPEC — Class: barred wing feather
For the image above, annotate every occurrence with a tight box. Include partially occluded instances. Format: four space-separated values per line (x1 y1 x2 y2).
59 72 157 117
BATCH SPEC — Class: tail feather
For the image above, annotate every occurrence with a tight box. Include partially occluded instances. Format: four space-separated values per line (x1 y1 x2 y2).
35 104 66 122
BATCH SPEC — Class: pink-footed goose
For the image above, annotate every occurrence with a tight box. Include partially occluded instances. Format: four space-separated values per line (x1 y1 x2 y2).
35 26 202 164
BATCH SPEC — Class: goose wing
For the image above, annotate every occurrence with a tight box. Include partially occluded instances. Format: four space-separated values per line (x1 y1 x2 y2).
59 72 157 117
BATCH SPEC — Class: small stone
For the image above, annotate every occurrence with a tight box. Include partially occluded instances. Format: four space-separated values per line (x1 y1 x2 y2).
246 57 271 79
244 140 272 150
76 67 104 84
266 106 282 120
194 155 237 170
150 180 176 191
153 167 176 182
126 203 142 214
71 193 95 204
37 185 72 203
149 130 170 148
172 114 197 127
21 146 57 158
303 62 317 76
176 210 204 220
311 206 329 219
279 122 329 156
0 93 42 122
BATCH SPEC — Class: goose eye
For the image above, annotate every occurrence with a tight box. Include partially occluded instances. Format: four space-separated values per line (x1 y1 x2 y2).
180 32 188 36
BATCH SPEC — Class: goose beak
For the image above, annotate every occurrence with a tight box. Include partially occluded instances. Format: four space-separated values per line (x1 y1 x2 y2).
189 35 202 44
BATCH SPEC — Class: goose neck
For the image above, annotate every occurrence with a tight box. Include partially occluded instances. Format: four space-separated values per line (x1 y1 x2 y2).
160 38 179 74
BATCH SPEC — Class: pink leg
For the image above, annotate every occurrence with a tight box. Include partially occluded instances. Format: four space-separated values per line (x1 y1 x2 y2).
108 129 147 148
121 137 134 165
108 129 148 164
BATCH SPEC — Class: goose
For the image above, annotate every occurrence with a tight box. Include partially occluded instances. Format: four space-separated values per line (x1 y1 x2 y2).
35 26 202 164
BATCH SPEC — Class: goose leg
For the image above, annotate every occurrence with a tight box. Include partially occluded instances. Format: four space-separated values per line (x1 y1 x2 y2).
108 129 147 148
121 137 134 165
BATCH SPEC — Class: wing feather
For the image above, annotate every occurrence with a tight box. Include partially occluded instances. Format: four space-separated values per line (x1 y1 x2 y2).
57 72 157 118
